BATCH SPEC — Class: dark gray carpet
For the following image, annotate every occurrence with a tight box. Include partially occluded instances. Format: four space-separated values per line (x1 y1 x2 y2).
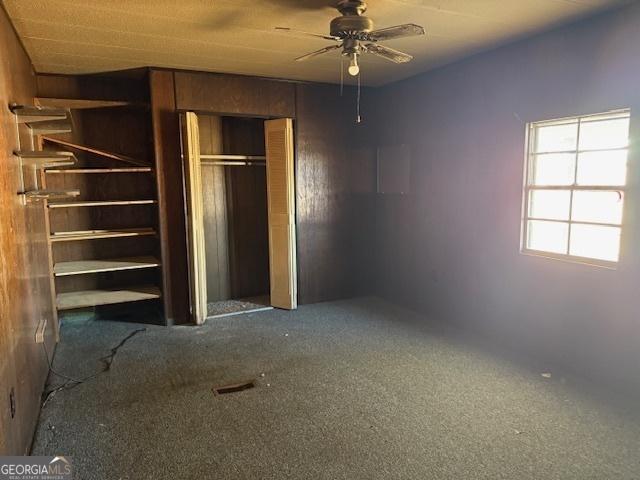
32 298 640 479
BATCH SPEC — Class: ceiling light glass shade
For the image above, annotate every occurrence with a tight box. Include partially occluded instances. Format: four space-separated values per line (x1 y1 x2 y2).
348 54 360 76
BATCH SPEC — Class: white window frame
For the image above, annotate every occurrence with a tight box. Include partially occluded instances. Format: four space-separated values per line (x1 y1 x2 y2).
521 109 631 268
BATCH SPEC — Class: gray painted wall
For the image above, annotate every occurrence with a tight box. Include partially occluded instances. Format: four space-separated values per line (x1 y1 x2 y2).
372 3 640 393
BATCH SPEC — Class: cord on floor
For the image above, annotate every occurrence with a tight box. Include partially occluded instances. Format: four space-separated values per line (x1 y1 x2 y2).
41 328 146 408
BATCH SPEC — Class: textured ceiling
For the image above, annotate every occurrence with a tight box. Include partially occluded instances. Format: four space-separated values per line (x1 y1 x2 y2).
2 0 631 86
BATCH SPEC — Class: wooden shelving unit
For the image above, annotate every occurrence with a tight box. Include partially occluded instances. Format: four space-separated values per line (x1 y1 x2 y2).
41 136 149 167
50 228 156 242
10 104 67 123
35 89 163 318
15 150 76 168
35 97 133 110
28 121 72 135
54 256 161 276
48 199 157 208
20 190 80 204
57 286 161 311
46 167 153 174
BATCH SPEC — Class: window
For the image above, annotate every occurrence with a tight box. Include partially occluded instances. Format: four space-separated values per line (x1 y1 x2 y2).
522 110 631 266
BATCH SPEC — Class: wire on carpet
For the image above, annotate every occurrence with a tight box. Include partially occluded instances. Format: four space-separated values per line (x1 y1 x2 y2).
41 328 146 408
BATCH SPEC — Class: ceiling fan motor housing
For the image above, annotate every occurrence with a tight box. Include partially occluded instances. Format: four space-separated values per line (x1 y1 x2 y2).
332 0 372 38
284 0 420 65
330 16 374 38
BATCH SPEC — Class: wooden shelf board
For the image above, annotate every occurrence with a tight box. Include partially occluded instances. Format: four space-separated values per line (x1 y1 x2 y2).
45 167 153 174
21 190 80 200
35 97 132 109
48 199 157 208
54 256 160 276
41 136 149 167
15 150 74 159
25 159 76 168
50 228 156 242
10 105 67 123
28 122 72 134
57 285 161 310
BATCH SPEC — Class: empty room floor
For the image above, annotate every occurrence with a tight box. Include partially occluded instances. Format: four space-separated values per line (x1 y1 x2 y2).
32 298 640 479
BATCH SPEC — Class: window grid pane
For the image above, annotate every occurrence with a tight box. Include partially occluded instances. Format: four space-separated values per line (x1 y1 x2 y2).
528 189 571 220
523 110 630 264
531 153 575 186
527 220 569 254
569 224 621 262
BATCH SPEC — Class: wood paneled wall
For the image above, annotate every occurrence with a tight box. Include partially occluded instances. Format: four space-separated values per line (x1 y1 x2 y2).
0 6 55 454
174 71 295 118
225 164 270 299
149 70 188 325
199 115 270 303
199 115 231 302
295 83 377 304
222 117 269 299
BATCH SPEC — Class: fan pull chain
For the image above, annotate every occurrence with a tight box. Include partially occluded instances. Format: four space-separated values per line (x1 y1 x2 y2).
340 55 344 96
356 70 362 124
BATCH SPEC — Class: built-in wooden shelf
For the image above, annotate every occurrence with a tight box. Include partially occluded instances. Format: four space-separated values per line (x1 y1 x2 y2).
41 136 149 167
28 120 72 135
10 105 67 123
45 167 153 174
33 88 162 319
15 150 77 168
21 190 80 202
48 199 157 209
56 285 161 310
50 228 156 243
54 256 161 276
35 97 132 110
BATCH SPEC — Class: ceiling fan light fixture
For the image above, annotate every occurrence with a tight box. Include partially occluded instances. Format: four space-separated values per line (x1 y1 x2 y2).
276 1 425 121
348 53 360 76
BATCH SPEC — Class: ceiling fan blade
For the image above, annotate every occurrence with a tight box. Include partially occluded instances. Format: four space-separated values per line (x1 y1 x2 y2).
363 43 413 63
295 44 342 62
368 24 425 42
275 27 340 42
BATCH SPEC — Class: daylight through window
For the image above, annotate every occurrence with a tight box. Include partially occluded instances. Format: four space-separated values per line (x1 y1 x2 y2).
522 110 631 265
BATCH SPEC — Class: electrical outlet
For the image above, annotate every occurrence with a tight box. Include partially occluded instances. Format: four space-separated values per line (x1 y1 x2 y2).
9 387 16 419
35 317 47 344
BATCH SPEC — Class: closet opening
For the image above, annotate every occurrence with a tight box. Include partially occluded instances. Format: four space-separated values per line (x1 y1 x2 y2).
199 115 271 318
181 112 297 323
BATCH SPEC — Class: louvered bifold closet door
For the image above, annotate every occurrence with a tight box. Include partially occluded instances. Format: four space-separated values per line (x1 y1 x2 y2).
181 111 208 324
264 118 297 310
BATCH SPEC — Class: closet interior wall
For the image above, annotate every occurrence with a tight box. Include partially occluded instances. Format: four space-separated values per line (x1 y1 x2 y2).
199 115 270 303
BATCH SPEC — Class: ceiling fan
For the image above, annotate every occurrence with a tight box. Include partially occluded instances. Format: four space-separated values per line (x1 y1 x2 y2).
276 0 426 77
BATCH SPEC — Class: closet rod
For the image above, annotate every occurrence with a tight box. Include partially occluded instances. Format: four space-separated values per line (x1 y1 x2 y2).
201 160 266 167
200 154 266 161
